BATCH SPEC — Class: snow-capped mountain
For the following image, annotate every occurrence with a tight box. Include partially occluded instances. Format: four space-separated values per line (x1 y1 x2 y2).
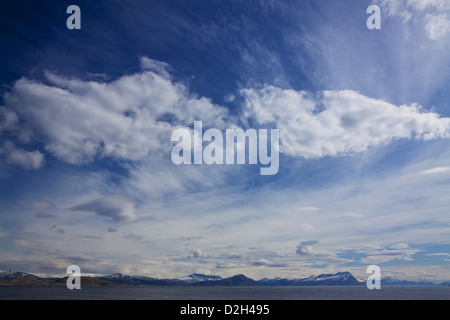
96 273 186 286
381 276 436 286
258 271 360 286
1 270 448 286
188 273 222 282
305 271 358 283
0 271 52 285
0 271 42 280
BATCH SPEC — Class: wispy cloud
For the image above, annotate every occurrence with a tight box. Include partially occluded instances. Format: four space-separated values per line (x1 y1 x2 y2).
67 195 138 223
378 0 450 39
16 201 55 218
359 244 421 264
418 166 450 175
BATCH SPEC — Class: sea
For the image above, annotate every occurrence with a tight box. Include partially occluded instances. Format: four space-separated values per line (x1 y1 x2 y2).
0 285 449 300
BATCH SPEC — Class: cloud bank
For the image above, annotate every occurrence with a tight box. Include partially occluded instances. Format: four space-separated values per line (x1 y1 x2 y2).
1 57 228 165
241 86 450 158
1 58 449 170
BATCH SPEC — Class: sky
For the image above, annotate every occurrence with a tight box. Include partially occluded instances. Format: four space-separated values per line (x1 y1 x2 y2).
0 0 449 282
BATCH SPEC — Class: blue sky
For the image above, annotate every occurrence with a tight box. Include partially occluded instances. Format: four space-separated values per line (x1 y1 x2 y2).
0 0 450 282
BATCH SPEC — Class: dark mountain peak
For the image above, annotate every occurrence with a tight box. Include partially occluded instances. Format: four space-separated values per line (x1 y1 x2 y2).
194 274 256 286
110 273 124 278
223 274 256 285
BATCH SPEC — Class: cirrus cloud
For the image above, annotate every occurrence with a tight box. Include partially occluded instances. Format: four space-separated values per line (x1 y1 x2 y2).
378 0 450 39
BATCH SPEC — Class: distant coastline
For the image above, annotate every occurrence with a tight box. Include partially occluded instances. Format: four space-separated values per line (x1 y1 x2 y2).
1 271 449 287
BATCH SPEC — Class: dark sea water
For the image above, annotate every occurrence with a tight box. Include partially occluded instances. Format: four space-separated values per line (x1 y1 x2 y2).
0 285 449 300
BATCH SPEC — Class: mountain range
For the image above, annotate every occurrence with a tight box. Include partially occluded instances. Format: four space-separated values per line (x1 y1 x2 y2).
1 271 449 286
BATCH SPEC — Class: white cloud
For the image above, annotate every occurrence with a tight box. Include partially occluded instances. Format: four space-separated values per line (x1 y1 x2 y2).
425 253 450 256
1 56 449 279
0 141 45 170
2 58 228 165
359 243 420 264
406 0 449 11
425 13 450 40
380 0 449 15
418 166 450 175
241 86 450 159
139 57 172 79
3 58 449 171
378 0 450 39
0 106 19 133
389 243 409 250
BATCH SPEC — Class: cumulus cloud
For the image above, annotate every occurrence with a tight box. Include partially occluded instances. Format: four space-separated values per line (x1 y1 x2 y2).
0 141 45 170
1 58 228 165
241 86 450 159
2 57 450 172
0 106 19 133
67 195 138 222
